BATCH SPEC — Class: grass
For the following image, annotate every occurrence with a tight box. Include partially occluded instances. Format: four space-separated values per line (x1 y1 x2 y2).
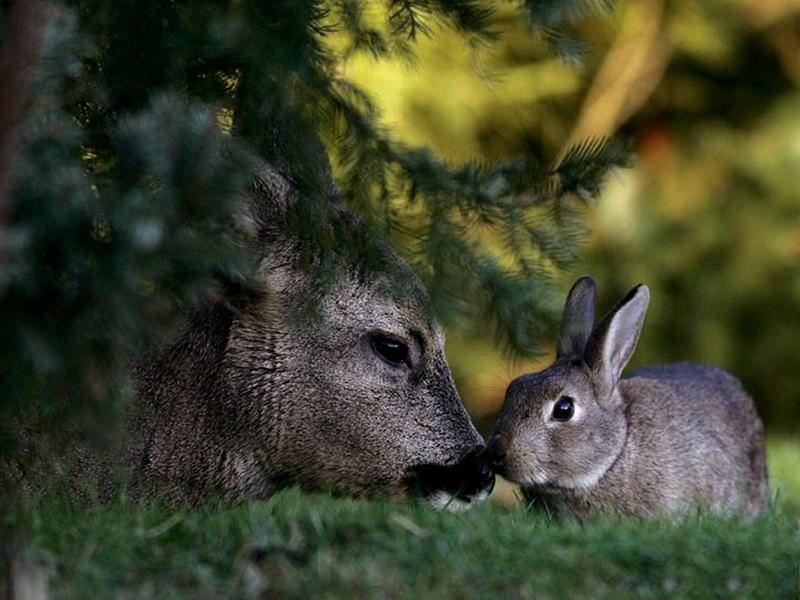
9 436 800 598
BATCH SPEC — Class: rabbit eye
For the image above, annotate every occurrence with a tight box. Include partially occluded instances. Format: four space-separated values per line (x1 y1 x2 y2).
552 396 574 421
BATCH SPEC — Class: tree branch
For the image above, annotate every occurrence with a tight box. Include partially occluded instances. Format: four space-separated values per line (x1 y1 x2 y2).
0 0 47 267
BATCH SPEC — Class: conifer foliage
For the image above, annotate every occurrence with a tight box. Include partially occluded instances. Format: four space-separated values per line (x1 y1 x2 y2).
0 0 627 467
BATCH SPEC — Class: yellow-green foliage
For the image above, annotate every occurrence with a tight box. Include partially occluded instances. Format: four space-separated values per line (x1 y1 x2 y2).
768 435 800 506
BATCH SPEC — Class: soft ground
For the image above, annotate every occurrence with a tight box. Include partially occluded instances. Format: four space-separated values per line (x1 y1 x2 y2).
9 436 800 598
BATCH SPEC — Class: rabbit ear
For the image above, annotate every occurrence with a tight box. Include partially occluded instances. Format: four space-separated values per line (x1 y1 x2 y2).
557 276 597 359
584 284 650 404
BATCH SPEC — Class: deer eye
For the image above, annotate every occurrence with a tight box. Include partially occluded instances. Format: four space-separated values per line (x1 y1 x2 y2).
552 396 574 421
371 334 410 368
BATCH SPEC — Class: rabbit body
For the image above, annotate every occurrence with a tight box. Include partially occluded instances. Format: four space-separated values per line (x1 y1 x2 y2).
489 278 769 518
527 363 767 517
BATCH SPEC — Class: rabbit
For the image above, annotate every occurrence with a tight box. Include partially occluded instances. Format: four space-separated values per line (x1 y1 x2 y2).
487 276 769 518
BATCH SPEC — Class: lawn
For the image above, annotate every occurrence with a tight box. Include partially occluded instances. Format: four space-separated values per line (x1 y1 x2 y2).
9 436 800 598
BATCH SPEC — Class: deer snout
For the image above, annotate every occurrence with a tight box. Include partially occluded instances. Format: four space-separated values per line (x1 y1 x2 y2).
406 446 495 509
486 434 508 476
451 446 495 500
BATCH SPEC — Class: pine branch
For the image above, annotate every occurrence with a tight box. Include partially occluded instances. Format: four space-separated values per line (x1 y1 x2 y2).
306 72 625 354
523 0 619 28
539 27 589 67
429 0 497 41
547 136 630 202
332 0 391 59
387 0 433 40
520 0 621 64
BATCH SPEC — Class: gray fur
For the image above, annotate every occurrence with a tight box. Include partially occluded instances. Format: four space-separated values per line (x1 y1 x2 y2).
490 277 769 518
119 163 488 505
556 276 596 359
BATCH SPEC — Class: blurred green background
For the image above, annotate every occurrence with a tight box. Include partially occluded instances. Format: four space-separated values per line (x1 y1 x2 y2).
341 0 800 435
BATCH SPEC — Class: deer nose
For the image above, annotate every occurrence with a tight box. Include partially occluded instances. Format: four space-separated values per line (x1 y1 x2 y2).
486 436 507 473
406 446 495 506
455 447 495 499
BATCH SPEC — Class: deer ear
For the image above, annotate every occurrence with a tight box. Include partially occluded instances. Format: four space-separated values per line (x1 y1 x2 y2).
584 284 650 404
234 162 298 243
237 157 343 246
557 276 597 359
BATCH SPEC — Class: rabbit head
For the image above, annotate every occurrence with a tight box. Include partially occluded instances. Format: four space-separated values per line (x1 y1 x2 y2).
488 277 650 490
